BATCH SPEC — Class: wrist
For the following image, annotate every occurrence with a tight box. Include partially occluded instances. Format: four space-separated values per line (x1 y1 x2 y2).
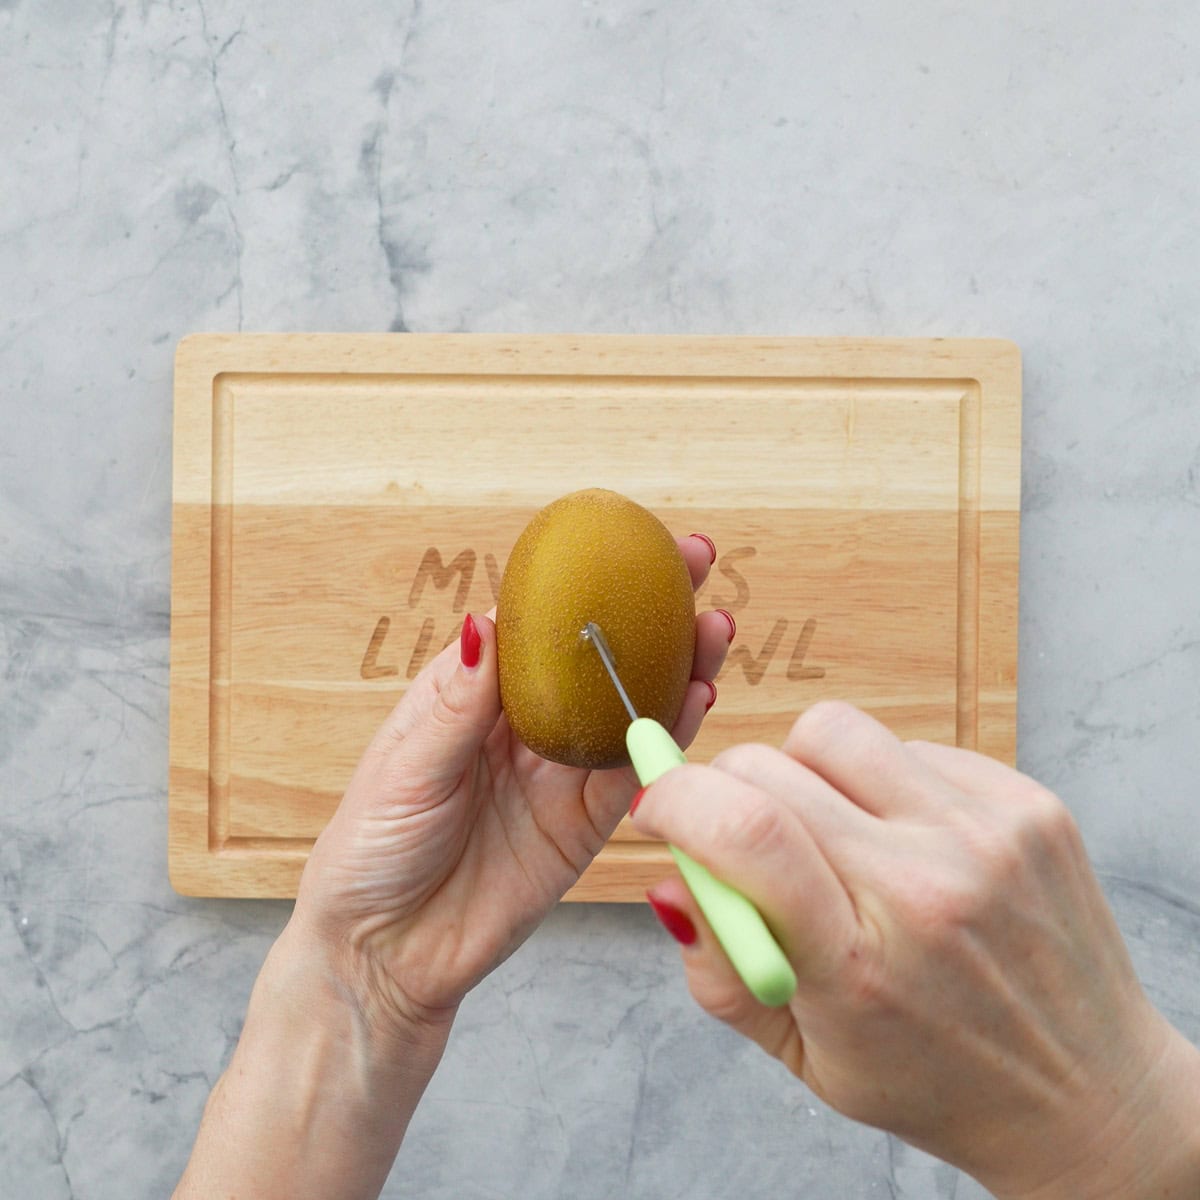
175 918 456 1200
1003 1013 1200 1200
279 909 460 1059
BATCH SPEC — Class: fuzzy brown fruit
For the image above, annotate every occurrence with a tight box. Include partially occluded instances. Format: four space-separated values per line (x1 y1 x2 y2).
496 489 696 769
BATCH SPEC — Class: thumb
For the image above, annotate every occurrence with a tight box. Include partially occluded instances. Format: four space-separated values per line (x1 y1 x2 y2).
631 756 859 985
396 612 503 793
646 875 805 1075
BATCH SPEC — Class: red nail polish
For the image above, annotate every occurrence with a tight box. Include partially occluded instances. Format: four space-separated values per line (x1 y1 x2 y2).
690 532 717 565
629 786 647 816
704 681 717 711
460 614 481 669
647 891 698 946
715 608 736 642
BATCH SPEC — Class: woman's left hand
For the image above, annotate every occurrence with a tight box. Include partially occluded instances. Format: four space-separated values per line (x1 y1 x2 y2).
292 533 731 1035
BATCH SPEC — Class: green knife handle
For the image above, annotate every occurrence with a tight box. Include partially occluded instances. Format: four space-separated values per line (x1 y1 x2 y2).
626 718 798 1008
626 715 688 781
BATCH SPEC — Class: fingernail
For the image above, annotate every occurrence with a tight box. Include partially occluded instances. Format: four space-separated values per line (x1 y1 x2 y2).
690 533 717 565
647 891 698 946
704 680 717 711
715 608 736 642
460 614 481 669
629 786 647 817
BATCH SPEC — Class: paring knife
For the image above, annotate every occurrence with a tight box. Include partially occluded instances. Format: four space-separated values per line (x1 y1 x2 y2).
583 622 798 1007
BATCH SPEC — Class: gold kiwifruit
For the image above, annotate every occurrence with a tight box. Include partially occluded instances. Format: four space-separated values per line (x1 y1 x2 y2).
497 488 695 769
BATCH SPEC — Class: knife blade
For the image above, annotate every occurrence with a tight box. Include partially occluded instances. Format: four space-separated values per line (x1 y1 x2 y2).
583 621 797 1007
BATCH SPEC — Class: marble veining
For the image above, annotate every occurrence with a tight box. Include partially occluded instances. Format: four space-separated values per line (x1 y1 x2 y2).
3 0 1199 1195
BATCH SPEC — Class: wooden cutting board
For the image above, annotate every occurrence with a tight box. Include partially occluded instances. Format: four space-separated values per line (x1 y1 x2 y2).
168 334 1021 900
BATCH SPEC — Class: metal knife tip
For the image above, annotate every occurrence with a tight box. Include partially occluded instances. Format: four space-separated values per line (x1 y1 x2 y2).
581 620 639 723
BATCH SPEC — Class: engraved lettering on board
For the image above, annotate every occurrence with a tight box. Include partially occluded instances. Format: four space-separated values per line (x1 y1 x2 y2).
361 544 826 686
360 547 503 681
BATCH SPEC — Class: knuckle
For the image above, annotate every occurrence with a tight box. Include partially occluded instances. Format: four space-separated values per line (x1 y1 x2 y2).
894 866 981 942
1025 781 1073 830
945 808 1027 899
976 831 1025 891
905 739 941 761
429 679 469 730
1012 782 1081 857
710 741 776 780
788 700 861 757
713 793 790 860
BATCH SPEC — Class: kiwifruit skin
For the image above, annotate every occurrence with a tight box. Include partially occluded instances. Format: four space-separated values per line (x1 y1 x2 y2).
497 489 696 769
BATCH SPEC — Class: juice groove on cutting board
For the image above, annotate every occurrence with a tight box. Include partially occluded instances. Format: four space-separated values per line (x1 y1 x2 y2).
168 335 1021 899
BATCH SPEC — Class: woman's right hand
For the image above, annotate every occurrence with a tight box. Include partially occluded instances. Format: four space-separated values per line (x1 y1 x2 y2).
630 701 1200 1200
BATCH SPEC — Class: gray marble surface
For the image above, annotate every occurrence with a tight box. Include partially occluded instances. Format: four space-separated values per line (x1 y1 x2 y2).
3 1 1199 1196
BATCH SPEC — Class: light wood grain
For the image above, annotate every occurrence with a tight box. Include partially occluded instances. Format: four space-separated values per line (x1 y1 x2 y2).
169 334 1021 900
